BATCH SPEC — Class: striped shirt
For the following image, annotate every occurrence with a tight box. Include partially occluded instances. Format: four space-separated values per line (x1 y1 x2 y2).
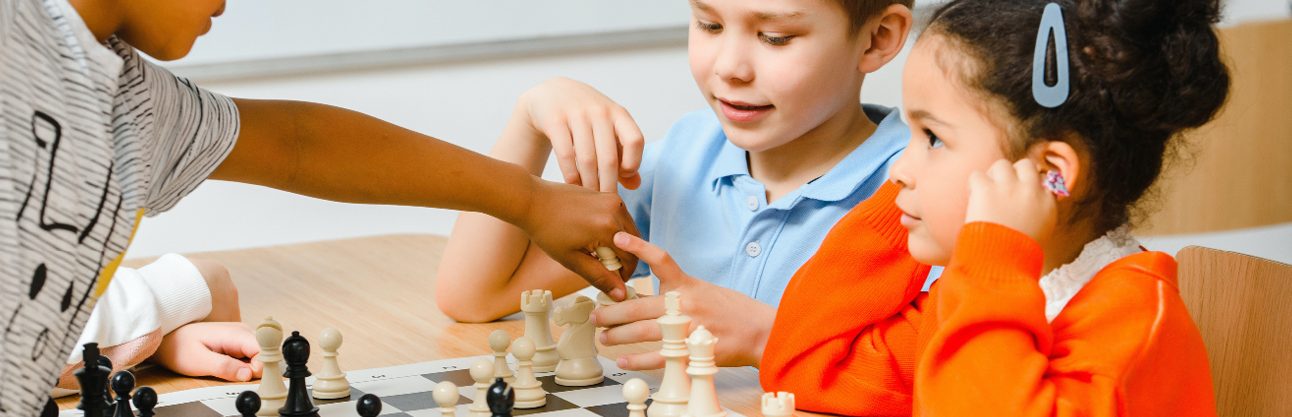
0 0 239 414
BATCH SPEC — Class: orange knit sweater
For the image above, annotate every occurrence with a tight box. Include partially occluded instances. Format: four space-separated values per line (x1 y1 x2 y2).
760 182 1218 416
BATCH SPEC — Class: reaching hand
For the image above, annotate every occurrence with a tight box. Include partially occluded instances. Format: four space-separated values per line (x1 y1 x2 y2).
590 232 774 370
150 322 263 382
517 77 645 192
520 179 641 300
964 159 1058 244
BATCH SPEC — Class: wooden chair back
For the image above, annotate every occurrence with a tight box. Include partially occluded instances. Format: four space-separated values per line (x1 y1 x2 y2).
1177 246 1292 416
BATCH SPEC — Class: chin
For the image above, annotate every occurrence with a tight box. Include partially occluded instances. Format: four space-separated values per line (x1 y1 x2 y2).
906 238 950 267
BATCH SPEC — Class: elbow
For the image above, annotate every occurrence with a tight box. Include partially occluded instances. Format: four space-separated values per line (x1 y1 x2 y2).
434 273 506 323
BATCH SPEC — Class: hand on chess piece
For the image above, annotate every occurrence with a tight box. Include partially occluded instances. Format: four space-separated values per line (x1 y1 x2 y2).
151 321 263 382
517 179 641 299
593 232 775 370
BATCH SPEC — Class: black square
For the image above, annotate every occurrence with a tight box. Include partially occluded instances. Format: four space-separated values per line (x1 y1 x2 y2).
513 394 579 416
152 401 222 417
585 400 652 417
313 387 367 406
380 389 470 412
422 369 478 388
536 375 621 393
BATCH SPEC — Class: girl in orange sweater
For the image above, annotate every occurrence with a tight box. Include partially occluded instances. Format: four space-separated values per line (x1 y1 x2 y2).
758 0 1231 415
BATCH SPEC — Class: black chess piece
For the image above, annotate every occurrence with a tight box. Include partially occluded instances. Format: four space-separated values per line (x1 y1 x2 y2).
111 370 135 417
75 343 112 417
43 396 59 417
355 394 382 417
278 331 319 417
487 378 514 417
99 356 116 415
132 386 157 417
236 391 262 417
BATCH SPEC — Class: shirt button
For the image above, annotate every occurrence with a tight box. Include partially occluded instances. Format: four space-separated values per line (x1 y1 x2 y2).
746 241 762 257
747 196 759 211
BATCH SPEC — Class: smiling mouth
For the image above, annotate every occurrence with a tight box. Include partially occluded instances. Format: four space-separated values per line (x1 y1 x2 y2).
720 99 772 111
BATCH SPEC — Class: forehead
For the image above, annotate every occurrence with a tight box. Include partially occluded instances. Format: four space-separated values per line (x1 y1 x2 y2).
690 0 840 20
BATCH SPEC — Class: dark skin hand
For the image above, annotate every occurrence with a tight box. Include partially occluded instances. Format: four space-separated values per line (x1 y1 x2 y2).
211 99 639 298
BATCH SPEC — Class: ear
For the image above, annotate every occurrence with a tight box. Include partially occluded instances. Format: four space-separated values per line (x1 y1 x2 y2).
1025 140 1082 196
858 4 915 73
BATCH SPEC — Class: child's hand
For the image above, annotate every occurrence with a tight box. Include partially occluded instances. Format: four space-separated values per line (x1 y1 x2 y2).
516 77 645 192
188 258 241 323
590 232 774 370
964 159 1058 243
150 322 263 382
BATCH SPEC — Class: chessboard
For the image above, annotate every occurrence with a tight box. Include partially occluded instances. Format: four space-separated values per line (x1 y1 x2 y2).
58 356 747 417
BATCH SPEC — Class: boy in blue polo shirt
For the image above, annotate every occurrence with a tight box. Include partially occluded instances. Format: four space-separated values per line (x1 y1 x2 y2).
438 0 929 369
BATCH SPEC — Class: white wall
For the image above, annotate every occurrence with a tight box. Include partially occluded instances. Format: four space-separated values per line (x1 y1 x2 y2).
125 1 1291 260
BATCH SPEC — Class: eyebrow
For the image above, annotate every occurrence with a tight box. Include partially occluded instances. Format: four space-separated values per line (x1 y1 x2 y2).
689 0 712 12
908 109 949 126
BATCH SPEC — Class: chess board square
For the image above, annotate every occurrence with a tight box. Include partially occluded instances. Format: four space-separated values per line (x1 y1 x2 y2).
317 398 403 416
313 387 369 406
151 401 223 417
379 390 468 413
356 375 440 397
584 401 656 417
536 375 621 393
513 393 579 416
421 369 477 387
553 385 642 408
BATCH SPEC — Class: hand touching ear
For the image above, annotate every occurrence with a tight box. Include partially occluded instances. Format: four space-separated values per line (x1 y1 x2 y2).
964 159 1058 244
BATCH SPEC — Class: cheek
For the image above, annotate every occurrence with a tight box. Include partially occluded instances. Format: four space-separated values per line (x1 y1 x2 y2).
920 163 971 261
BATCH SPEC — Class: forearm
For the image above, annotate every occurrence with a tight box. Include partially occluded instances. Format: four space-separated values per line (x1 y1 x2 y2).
213 99 537 227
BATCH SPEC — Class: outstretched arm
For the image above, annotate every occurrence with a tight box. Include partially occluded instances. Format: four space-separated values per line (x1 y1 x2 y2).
212 98 637 297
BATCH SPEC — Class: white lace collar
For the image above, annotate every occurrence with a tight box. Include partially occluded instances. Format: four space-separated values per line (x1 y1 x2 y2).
1038 225 1142 322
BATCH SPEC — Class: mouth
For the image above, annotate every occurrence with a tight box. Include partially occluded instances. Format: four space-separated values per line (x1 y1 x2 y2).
898 209 922 229
717 98 773 122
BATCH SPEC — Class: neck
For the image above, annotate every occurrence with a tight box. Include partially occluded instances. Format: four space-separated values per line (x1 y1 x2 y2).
67 0 119 43
748 101 877 203
1040 218 1104 275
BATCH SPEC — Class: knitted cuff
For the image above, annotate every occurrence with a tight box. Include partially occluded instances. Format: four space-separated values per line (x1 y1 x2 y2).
139 254 212 335
948 222 1045 287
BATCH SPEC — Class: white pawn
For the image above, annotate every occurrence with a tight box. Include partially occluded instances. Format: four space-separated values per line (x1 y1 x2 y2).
595 246 622 271
521 290 560 373
433 381 459 417
254 317 287 416
594 285 638 309
467 358 494 417
624 379 649 417
761 392 795 417
489 330 516 384
680 326 725 417
511 337 547 409
312 327 350 400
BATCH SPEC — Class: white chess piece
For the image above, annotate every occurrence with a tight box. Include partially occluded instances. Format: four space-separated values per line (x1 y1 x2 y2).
510 337 547 408
489 329 516 384
624 378 649 417
521 290 560 372
680 326 726 417
594 285 638 309
433 381 459 417
648 292 691 417
468 358 494 417
554 296 604 386
312 327 350 400
595 246 622 271
254 317 288 416
761 392 795 417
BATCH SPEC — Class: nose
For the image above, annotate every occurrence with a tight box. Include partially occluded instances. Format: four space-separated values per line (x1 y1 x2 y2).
213 1 226 17
889 147 917 189
712 34 754 84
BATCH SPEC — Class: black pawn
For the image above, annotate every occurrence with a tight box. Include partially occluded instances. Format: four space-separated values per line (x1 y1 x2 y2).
99 356 116 414
355 394 382 417
111 370 135 417
75 343 112 417
486 378 514 417
132 386 157 417
236 391 262 417
278 331 319 417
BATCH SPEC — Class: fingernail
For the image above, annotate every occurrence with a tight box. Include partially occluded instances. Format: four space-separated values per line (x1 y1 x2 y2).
610 288 625 301
236 367 251 382
617 357 628 369
614 232 630 247
589 313 598 327
600 332 608 344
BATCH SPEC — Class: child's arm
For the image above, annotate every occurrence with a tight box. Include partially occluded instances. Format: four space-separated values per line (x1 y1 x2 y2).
212 95 640 298
436 78 647 322
756 182 932 415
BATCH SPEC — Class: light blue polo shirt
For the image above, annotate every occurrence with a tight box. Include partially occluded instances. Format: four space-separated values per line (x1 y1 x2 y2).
620 104 916 307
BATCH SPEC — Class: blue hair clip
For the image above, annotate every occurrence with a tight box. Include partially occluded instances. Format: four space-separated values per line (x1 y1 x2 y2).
1032 3 1070 108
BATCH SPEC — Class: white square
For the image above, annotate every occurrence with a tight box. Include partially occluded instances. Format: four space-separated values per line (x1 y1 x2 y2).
354 375 439 397
554 385 637 408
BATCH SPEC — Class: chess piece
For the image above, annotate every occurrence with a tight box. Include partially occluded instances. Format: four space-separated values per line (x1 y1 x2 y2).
594 285 638 308
75 343 112 417
433 381 459 417
761 392 795 417
312 327 350 400
43 396 58 417
255 317 288 416
98 355 115 412
649 292 691 417
595 246 622 271
237 391 262 417
624 379 649 417
356 394 382 417
468 358 495 417
279 331 320 417
487 378 515 417
489 330 516 384
521 290 560 372
133 386 157 417
111 369 135 417
680 326 725 417
553 296 603 386
510 337 547 408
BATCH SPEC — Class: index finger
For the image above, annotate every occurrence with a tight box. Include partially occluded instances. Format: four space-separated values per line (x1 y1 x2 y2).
591 295 665 328
564 252 627 301
614 109 645 176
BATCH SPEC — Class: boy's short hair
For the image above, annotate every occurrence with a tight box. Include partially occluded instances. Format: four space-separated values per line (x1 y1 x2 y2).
835 0 914 33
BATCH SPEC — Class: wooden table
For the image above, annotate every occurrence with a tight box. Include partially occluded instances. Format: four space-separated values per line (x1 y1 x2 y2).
55 234 777 416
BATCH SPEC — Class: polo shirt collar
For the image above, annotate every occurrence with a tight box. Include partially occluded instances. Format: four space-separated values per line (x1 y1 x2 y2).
706 105 908 203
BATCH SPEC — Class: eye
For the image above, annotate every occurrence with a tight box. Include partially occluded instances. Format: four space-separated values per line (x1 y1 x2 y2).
695 20 722 33
925 129 945 149
759 32 794 46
